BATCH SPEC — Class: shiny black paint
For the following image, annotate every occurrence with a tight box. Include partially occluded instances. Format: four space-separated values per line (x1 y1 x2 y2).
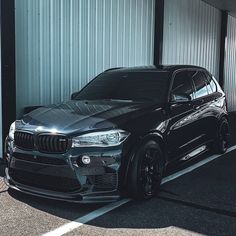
5 65 228 202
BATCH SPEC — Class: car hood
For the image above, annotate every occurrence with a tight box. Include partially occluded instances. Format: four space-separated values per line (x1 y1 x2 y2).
19 100 164 135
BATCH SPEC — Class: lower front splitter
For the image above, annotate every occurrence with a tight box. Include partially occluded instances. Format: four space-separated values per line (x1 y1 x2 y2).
4 168 121 203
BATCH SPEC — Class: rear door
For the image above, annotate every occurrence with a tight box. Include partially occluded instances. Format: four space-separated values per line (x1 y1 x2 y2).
191 70 215 143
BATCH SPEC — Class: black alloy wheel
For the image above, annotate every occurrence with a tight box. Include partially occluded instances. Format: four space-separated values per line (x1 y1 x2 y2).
212 118 230 154
127 140 165 200
218 119 230 153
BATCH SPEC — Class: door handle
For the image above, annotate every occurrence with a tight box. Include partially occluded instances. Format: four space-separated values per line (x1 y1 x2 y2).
194 105 201 110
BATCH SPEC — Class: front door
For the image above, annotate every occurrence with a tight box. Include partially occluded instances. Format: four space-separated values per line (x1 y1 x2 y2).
167 70 201 160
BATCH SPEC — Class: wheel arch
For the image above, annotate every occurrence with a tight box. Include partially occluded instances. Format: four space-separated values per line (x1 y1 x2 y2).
217 114 229 135
120 132 167 192
219 114 229 123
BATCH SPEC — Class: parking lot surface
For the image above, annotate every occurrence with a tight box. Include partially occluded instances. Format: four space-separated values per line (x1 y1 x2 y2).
1 113 236 236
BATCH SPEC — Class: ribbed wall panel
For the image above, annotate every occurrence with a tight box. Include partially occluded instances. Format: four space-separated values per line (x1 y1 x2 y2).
15 0 155 114
224 15 236 112
163 0 221 78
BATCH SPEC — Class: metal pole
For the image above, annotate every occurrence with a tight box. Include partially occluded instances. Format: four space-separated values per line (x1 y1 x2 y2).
154 0 164 66
219 11 228 89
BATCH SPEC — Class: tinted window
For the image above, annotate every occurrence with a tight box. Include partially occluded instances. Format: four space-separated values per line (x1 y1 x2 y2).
206 78 213 94
192 71 208 98
210 79 217 93
205 73 217 93
74 72 169 103
171 70 195 101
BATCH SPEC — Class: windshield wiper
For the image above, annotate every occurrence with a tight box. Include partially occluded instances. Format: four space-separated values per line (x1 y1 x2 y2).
133 97 156 102
100 99 134 102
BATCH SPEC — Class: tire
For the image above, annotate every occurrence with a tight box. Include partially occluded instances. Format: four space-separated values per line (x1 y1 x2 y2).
127 140 165 200
212 117 230 154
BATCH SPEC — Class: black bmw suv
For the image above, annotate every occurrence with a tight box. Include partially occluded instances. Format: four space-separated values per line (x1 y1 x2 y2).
4 65 229 203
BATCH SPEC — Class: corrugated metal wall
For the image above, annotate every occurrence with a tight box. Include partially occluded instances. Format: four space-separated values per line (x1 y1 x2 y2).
224 15 236 112
15 0 155 115
162 0 221 78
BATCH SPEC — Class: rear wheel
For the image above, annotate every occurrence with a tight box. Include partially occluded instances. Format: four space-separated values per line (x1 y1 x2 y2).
212 118 230 154
127 140 165 200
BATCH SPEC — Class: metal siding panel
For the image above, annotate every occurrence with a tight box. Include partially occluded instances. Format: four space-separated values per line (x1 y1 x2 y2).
15 0 155 114
224 15 236 111
163 0 221 78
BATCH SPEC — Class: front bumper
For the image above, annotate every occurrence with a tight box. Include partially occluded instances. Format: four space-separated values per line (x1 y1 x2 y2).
4 168 120 203
5 138 123 203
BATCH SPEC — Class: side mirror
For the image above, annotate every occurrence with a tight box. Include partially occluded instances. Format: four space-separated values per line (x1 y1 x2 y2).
71 92 79 100
171 93 191 103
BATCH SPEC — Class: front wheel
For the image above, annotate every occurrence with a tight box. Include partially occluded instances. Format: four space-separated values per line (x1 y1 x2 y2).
127 140 165 200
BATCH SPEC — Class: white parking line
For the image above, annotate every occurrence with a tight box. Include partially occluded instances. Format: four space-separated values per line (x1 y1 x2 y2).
42 198 131 236
42 145 236 236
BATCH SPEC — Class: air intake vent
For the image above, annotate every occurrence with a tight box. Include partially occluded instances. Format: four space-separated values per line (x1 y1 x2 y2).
89 173 118 191
10 169 81 192
13 153 67 165
14 131 34 150
38 134 69 154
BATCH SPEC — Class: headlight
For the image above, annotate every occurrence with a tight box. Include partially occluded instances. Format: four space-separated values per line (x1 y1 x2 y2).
9 122 16 140
72 129 130 147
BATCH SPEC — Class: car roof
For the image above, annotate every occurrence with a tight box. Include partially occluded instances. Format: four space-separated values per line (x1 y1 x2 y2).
105 65 207 74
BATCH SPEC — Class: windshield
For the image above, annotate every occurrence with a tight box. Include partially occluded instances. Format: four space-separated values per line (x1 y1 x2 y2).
74 71 170 103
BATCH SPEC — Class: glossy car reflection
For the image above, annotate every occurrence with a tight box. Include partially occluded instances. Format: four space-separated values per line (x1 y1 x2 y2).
4 65 229 202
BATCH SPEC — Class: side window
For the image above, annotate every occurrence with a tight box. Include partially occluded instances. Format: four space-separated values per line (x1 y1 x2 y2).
171 71 195 102
206 73 217 93
192 71 208 99
210 79 217 93
203 73 213 94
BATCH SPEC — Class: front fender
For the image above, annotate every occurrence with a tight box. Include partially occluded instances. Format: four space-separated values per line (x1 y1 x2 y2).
120 131 167 192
